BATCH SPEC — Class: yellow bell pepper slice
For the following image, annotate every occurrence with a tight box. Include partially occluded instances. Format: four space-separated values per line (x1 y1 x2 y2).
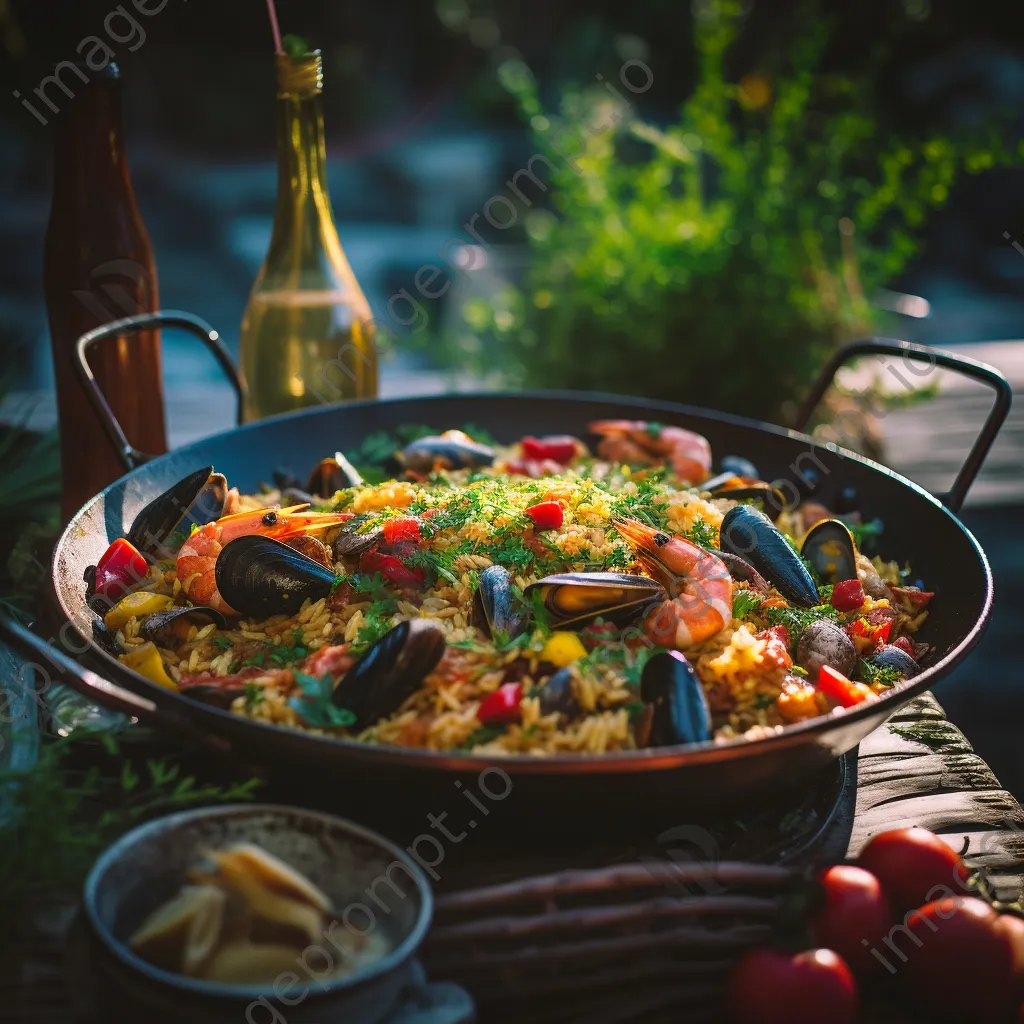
104 592 174 632
119 642 178 690
540 631 587 668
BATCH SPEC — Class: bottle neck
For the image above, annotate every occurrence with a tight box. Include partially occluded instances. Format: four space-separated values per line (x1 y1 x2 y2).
271 90 332 234
52 77 130 192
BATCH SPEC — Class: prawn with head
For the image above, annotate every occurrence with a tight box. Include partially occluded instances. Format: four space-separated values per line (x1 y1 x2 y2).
613 519 733 649
589 420 712 485
176 505 350 614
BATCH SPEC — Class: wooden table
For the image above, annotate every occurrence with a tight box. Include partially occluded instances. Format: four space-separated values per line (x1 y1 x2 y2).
849 692 1024 902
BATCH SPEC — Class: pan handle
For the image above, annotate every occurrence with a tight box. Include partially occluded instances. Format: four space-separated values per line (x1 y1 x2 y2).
0 615 231 754
794 338 1012 514
73 310 246 472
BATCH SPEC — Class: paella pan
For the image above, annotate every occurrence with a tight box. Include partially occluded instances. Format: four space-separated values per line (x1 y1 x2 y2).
2 314 1012 826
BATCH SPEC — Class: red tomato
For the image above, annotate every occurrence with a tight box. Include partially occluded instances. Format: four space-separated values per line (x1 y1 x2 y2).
857 827 969 915
358 550 425 589
890 635 917 658
727 947 857 1024
521 435 579 463
831 579 866 612
902 897 1016 1020
758 624 791 648
811 865 893 976
524 501 564 531
477 683 523 725
995 913 1024 1005
382 516 422 545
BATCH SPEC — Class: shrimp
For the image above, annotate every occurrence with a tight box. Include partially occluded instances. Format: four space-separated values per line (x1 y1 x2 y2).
590 420 711 485
613 518 732 649
176 505 350 613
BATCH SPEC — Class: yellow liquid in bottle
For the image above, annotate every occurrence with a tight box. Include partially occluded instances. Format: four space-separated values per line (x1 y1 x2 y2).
240 289 377 419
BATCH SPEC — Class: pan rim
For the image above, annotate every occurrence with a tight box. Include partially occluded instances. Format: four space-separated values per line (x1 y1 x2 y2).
52 389 994 773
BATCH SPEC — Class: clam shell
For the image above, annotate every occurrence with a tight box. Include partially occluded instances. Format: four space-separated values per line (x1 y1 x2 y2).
129 884 226 973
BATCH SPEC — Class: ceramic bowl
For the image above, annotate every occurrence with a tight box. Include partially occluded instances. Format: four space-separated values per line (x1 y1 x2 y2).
81 803 434 1024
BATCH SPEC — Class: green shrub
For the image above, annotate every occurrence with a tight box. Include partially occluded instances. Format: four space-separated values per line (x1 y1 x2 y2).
447 0 1018 422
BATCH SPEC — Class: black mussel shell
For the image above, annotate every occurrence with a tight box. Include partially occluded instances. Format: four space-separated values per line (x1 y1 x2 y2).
272 467 302 491
402 432 494 473
84 564 97 601
473 565 527 640
140 606 229 642
333 516 382 560
92 619 124 656
524 572 663 630
215 536 337 617
332 619 446 729
709 549 771 595
720 455 759 479
801 519 858 584
640 651 711 747
707 478 786 521
537 666 580 718
867 644 920 680
720 505 819 607
306 452 363 497
128 467 228 559
281 487 320 507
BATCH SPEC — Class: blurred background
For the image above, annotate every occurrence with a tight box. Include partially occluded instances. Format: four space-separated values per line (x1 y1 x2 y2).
0 0 1022 789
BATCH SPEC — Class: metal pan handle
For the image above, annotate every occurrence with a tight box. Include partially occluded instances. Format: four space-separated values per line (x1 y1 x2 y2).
794 338 1012 514
0 615 230 754
73 310 246 472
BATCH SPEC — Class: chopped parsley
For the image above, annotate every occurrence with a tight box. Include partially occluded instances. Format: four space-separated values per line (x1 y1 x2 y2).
857 659 902 688
732 589 763 620
353 601 397 653
288 671 357 729
211 636 232 651
459 724 506 749
243 680 264 711
761 603 839 639
241 629 309 668
685 517 717 548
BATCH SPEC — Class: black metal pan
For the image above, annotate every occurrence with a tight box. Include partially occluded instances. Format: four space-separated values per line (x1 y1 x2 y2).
3 313 1012 835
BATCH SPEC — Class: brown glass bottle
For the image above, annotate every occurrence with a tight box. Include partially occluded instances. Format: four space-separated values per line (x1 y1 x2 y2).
44 62 166 522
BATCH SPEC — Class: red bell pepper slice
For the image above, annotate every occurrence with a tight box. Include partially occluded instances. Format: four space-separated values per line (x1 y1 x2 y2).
830 579 866 613
817 665 878 708
382 516 422 546
891 586 935 611
521 436 579 464
524 501 564 531
94 538 150 600
847 617 891 648
359 550 424 589
477 682 523 725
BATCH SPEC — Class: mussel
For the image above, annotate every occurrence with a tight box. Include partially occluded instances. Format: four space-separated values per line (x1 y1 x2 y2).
306 452 363 497
473 565 528 640
867 644 920 680
127 467 229 559
332 619 446 730
706 476 786 521
796 619 857 679
639 650 711 747
179 680 247 709
332 516 382 560
719 505 819 607
537 666 580 718
524 572 663 630
801 519 858 584
92 618 124 657
709 549 770 595
215 536 337 618
140 606 229 644
720 455 759 479
402 430 494 473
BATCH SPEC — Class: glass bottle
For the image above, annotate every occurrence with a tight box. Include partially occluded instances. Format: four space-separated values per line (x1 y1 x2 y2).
239 50 377 421
44 62 165 522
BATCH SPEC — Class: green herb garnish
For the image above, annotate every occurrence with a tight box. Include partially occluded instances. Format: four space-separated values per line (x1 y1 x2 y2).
288 671 357 729
732 589 763 620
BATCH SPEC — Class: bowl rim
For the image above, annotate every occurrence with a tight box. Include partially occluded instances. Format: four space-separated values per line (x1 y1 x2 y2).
82 802 434 1000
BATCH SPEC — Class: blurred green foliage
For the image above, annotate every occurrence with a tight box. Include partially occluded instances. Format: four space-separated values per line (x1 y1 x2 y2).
447 0 1020 421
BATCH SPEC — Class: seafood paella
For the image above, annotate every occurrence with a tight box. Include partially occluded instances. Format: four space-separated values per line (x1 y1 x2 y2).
85 422 934 755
